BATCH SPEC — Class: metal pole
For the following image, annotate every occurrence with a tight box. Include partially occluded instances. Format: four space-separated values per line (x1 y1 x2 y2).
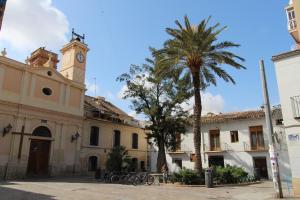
259 59 283 198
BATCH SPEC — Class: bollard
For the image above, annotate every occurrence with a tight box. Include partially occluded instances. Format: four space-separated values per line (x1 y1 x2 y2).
205 168 214 188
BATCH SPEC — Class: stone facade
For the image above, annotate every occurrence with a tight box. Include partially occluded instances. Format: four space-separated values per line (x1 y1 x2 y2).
0 37 147 179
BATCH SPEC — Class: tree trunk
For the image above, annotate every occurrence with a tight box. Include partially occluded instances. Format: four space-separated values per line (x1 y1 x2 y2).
192 71 203 175
156 139 167 172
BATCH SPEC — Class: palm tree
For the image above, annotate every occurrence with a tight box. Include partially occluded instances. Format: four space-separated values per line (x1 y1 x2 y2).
155 16 245 174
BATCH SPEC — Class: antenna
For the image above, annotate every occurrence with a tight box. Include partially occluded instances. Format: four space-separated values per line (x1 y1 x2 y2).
93 77 97 97
71 28 85 43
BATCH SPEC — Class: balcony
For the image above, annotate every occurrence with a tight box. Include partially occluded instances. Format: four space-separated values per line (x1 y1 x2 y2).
204 143 228 153
167 144 193 154
291 95 300 119
243 142 268 152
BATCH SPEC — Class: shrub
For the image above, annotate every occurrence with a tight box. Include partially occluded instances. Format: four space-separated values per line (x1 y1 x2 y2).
106 146 133 172
173 168 203 185
213 165 248 184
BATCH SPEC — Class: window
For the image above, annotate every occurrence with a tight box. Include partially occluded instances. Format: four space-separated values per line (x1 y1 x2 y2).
132 133 138 149
291 95 300 119
209 130 220 151
90 126 99 146
249 126 265 150
230 131 239 143
131 158 138 172
140 161 145 172
42 87 52 96
32 126 51 137
114 130 121 147
88 156 97 171
287 9 297 30
190 153 196 162
175 133 181 151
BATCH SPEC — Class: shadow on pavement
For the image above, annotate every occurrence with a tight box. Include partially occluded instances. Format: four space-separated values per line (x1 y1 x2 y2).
5 176 98 184
0 185 56 200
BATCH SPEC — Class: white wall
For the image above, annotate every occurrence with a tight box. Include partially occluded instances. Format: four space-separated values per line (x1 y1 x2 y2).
274 53 300 179
150 116 291 180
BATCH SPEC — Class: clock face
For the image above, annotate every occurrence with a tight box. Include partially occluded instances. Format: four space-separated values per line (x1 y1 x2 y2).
76 51 84 63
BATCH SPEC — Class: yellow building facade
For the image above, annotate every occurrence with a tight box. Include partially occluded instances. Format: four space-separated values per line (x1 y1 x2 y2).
0 35 147 179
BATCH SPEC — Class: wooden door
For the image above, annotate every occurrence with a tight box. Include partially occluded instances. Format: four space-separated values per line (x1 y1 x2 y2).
210 130 220 151
27 139 50 176
249 126 265 150
253 157 268 179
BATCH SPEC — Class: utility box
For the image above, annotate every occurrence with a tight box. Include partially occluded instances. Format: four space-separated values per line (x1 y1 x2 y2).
205 168 214 188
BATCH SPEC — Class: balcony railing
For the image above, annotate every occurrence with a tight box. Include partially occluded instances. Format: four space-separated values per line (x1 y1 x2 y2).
243 142 268 152
167 144 193 154
291 95 300 119
204 143 228 152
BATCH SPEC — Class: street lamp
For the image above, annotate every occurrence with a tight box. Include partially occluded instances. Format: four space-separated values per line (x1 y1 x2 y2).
71 132 80 142
2 123 12 137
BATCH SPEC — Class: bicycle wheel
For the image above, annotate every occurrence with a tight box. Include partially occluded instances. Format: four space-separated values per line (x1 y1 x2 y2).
146 175 154 185
132 176 140 186
111 175 120 183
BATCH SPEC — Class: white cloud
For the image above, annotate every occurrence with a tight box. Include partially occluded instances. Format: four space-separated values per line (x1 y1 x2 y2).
0 0 69 52
86 80 100 97
181 92 225 115
106 92 115 100
128 110 138 118
117 84 128 99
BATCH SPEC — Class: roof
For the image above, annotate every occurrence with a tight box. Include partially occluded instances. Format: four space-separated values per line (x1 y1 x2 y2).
201 106 282 124
84 95 141 128
272 49 300 61
84 95 128 117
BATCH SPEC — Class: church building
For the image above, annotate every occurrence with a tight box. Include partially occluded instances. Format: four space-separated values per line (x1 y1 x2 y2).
0 32 147 179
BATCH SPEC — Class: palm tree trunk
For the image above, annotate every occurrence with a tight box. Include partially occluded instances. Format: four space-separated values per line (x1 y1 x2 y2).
192 71 203 175
156 139 167 172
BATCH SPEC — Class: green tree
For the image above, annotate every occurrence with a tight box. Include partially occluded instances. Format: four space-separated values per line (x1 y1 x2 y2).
117 52 193 172
106 146 132 172
154 16 245 174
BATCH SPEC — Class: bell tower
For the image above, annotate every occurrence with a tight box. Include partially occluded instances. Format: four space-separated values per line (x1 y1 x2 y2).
60 29 89 84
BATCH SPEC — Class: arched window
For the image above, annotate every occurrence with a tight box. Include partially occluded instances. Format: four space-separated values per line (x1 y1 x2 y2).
88 156 98 171
132 133 138 149
32 126 51 137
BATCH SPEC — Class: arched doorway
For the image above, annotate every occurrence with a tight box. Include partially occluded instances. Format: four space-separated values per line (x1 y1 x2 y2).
27 126 52 176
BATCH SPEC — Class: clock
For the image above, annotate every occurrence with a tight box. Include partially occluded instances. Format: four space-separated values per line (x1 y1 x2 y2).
76 51 84 63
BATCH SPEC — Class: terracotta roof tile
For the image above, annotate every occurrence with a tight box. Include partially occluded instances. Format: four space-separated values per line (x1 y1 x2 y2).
201 107 282 124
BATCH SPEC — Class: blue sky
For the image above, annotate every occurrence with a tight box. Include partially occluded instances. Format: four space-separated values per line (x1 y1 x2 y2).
0 0 293 116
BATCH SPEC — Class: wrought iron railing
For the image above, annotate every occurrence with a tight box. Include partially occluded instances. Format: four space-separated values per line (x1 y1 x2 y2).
291 95 300 119
243 142 268 151
204 143 228 152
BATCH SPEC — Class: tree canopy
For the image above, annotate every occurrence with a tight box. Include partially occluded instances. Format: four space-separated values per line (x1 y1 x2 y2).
117 51 193 171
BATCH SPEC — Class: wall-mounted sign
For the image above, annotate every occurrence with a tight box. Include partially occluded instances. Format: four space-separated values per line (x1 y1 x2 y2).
288 134 299 146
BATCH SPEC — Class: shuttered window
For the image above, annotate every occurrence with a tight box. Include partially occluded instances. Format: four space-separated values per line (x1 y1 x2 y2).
90 126 99 146
132 133 138 149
